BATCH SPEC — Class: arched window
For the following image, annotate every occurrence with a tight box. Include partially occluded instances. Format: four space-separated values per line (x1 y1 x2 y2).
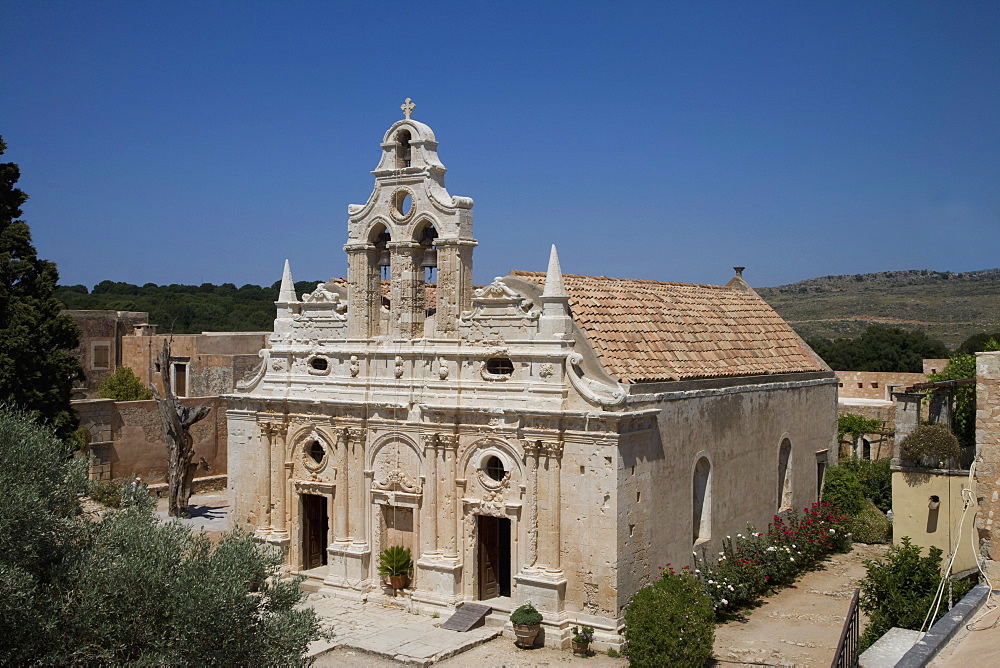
778 438 793 512
484 455 505 481
693 456 711 544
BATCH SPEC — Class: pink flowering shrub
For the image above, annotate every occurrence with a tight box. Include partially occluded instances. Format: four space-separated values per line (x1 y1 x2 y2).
693 501 852 618
622 566 715 667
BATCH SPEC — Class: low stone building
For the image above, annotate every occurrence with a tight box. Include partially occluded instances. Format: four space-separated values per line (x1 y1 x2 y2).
225 104 838 645
64 310 149 399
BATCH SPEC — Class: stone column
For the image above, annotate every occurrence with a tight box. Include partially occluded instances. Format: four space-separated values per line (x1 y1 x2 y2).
421 433 439 554
258 422 274 533
270 423 289 540
540 440 563 571
345 243 379 339
523 439 540 567
433 240 476 338
388 241 425 339
347 427 367 544
976 352 1000 561
333 426 350 541
439 434 458 556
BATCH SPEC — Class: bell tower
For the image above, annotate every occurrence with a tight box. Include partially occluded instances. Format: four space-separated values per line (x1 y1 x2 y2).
344 99 476 340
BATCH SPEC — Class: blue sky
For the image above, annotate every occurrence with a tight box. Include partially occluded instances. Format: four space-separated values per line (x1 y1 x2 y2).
2 1 998 290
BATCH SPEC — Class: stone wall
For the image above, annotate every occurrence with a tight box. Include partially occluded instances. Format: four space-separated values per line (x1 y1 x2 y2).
64 310 149 399
74 396 228 484
121 331 267 397
975 352 1000 560
835 370 927 401
618 375 838 614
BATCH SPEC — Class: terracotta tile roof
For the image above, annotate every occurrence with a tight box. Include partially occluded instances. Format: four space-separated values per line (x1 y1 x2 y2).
511 271 823 384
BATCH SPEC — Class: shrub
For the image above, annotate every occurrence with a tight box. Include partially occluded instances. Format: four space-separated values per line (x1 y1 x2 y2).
693 501 852 617
821 466 865 516
841 457 892 513
852 499 891 544
98 366 153 402
88 478 125 508
510 602 542 626
858 537 973 651
622 567 715 667
899 424 960 468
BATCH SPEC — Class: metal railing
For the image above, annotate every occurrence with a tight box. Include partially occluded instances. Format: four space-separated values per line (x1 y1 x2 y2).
831 587 861 668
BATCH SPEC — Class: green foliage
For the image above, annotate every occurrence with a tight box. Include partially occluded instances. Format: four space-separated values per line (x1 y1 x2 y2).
858 537 973 651
806 326 948 372
607 647 621 658
67 425 89 452
87 477 125 508
622 567 715 667
928 350 991 447
97 365 153 401
852 499 891 544
693 501 853 618
0 137 84 438
376 545 413 578
838 413 883 443
956 332 1000 355
510 602 543 626
55 278 323 334
0 407 322 665
572 625 595 643
821 466 865 516
840 457 893 513
899 424 960 468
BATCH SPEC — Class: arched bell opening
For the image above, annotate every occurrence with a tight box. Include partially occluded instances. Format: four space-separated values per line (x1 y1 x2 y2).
414 221 439 284
395 130 412 168
371 223 392 280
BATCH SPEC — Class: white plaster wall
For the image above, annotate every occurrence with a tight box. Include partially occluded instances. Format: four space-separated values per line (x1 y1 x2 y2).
616 378 838 612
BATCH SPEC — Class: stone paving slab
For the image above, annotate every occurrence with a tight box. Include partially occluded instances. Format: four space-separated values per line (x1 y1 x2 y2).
304 592 501 666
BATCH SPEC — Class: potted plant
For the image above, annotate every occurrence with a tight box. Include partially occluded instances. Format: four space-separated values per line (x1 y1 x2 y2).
510 602 543 648
377 545 413 592
571 625 594 655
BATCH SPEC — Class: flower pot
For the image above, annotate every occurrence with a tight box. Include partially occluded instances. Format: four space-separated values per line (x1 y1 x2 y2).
388 574 409 591
572 640 590 656
513 623 540 648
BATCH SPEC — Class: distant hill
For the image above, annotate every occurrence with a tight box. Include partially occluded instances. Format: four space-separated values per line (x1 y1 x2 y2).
757 269 1000 348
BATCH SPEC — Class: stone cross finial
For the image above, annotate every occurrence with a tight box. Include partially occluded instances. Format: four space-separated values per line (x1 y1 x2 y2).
401 97 415 119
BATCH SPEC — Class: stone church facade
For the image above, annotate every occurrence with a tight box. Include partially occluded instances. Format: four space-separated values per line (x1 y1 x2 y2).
226 103 838 645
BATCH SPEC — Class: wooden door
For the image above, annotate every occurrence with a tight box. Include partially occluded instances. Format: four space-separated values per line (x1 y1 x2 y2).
478 516 500 600
302 494 328 570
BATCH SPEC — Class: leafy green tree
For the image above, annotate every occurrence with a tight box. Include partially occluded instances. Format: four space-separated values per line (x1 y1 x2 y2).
0 407 323 665
98 365 153 401
838 413 883 444
0 137 84 438
956 331 1000 355
928 340 998 446
840 456 892 513
821 466 865 516
858 537 972 650
807 326 948 372
899 423 961 467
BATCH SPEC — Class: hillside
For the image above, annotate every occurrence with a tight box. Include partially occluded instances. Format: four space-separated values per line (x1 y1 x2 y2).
757 269 1000 348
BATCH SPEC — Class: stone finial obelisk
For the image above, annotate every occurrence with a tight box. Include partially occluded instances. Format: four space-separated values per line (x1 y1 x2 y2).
540 245 572 338
542 244 567 297
278 259 297 303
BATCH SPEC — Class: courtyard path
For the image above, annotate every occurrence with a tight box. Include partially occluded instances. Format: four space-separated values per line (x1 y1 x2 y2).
711 542 888 667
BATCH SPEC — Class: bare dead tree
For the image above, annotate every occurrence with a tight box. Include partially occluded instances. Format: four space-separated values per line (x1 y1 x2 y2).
152 340 210 518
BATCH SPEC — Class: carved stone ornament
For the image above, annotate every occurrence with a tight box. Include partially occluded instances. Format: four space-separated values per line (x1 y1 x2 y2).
300 432 329 473
373 464 422 494
476 467 511 492
438 362 449 380
349 355 360 377
271 357 286 372
566 352 626 407
473 278 523 301
394 356 404 379
539 363 554 378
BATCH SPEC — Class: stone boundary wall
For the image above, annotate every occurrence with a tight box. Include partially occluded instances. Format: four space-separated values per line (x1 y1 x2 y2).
975 351 1000 560
835 370 927 401
73 397 228 484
